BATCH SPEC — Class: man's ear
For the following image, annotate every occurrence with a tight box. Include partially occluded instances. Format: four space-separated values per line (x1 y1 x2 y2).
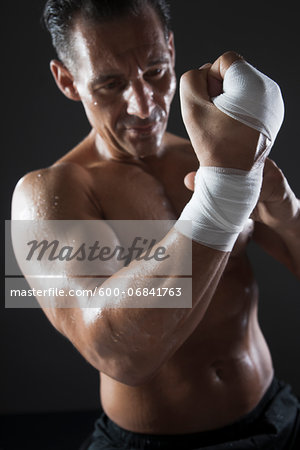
50 59 81 101
168 31 175 68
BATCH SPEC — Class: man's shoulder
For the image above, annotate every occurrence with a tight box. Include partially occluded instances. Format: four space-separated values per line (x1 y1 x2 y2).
12 162 97 220
15 161 91 194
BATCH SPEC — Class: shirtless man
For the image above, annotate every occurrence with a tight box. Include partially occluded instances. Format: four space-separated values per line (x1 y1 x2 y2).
11 0 300 448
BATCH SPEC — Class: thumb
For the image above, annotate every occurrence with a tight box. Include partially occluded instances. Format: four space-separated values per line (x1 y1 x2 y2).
184 171 197 191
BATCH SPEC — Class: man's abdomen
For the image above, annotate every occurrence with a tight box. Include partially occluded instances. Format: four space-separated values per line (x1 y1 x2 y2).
100 256 274 434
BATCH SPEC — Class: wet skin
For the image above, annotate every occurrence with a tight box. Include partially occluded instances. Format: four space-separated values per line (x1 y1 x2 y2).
53 130 273 433
12 6 300 434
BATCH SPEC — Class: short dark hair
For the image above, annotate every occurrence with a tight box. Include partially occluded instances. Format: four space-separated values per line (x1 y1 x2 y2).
43 0 171 70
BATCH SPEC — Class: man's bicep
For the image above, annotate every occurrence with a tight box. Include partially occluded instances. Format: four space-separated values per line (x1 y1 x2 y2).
11 163 124 346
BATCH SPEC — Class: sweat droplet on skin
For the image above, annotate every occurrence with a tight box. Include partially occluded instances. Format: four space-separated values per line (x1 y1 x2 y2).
52 195 60 207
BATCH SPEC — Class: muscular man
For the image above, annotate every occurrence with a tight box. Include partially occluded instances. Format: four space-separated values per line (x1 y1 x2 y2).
12 1 300 448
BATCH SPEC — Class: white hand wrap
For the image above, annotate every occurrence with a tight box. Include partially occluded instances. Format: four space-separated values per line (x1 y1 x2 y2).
176 166 263 252
212 60 284 152
176 60 284 251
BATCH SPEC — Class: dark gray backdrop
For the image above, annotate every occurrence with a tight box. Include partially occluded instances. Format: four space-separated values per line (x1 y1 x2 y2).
1 1 299 414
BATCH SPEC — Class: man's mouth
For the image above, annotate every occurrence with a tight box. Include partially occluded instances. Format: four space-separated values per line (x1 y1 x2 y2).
125 122 159 135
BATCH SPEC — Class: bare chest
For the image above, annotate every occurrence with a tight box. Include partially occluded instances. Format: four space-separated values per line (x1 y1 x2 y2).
90 160 193 220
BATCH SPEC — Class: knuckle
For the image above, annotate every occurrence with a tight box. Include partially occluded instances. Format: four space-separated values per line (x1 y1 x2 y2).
180 69 199 84
222 50 243 61
219 51 243 71
180 69 203 98
222 50 242 58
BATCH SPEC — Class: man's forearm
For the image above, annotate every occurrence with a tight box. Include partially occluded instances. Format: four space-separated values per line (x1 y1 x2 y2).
63 230 229 386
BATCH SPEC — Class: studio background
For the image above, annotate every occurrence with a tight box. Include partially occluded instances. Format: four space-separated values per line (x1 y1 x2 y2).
1 1 299 415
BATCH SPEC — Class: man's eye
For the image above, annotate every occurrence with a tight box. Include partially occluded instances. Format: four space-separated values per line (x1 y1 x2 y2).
99 79 127 92
102 81 120 91
145 68 164 78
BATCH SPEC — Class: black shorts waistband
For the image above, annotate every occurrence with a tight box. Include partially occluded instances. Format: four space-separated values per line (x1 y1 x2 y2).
99 377 284 449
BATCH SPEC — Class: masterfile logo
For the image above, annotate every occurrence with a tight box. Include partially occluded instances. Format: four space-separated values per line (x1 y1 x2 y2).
5 220 192 309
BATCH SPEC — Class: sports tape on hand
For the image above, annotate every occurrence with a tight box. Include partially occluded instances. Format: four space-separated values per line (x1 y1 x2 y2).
212 59 284 156
175 165 263 252
175 60 284 251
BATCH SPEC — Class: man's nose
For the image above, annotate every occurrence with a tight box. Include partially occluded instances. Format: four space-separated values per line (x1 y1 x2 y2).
125 80 155 119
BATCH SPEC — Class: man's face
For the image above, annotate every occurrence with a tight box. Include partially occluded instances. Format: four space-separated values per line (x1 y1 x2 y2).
71 6 176 159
